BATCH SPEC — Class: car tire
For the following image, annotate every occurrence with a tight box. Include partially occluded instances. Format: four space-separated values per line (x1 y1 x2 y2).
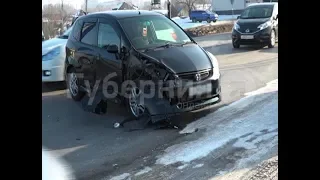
192 18 196 23
207 18 211 23
67 67 85 101
268 30 276 48
125 84 149 120
232 41 240 48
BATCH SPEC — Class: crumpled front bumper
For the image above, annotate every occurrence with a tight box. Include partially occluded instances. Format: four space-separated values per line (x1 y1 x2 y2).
143 77 221 123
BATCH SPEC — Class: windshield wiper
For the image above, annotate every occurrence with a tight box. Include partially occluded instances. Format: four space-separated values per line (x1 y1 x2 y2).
144 41 194 52
58 35 68 39
144 42 175 52
248 16 266 19
180 41 194 46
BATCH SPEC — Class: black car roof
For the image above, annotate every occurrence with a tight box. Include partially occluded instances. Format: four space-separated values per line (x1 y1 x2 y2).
83 10 163 19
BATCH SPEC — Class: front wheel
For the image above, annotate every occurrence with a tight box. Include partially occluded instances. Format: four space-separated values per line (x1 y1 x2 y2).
232 41 240 48
268 30 276 48
126 86 148 119
67 68 85 101
207 18 211 23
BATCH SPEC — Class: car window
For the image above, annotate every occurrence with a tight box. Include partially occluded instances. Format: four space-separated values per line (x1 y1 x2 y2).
119 15 192 50
81 22 97 45
98 23 120 49
72 20 82 41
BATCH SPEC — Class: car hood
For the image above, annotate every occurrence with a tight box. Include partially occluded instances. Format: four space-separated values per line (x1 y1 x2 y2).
141 44 212 74
237 18 270 27
42 38 67 55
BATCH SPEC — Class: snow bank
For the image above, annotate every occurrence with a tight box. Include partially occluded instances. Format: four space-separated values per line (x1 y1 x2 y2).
156 79 278 165
172 15 239 30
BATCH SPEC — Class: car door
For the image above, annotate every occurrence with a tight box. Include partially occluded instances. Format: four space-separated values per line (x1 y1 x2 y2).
201 11 207 21
77 17 99 90
202 11 209 21
96 18 123 98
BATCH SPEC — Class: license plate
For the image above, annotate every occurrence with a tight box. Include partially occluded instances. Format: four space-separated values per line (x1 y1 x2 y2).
241 35 254 39
189 83 212 96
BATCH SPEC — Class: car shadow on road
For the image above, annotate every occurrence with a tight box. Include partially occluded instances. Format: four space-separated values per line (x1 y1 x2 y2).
259 45 278 53
203 43 262 56
42 82 66 93
202 43 278 56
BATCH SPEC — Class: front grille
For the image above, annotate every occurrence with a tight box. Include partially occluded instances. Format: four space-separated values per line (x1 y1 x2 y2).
238 24 260 34
239 27 259 33
177 69 211 81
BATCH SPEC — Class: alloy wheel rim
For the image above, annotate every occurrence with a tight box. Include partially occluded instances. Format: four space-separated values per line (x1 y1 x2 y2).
129 87 145 118
69 73 78 96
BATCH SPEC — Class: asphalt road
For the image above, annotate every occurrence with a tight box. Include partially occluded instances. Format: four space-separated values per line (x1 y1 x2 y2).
42 33 278 180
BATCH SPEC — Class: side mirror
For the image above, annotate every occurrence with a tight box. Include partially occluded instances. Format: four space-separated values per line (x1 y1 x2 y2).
237 16 240 19
106 44 119 53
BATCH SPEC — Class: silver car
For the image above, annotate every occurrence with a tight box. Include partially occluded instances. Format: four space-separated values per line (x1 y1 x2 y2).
42 27 72 82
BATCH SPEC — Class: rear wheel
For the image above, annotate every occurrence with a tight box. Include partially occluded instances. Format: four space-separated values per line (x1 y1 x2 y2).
67 67 85 101
192 18 196 23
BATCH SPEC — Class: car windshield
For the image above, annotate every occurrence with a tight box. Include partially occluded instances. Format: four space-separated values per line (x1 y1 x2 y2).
206 10 213 14
240 5 274 19
119 15 192 50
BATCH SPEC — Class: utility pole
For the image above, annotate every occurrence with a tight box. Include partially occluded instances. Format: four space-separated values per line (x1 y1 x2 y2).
61 0 64 35
85 0 88 12
167 0 171 19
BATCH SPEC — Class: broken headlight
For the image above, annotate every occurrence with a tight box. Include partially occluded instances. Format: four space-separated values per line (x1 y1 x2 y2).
145 63 168 80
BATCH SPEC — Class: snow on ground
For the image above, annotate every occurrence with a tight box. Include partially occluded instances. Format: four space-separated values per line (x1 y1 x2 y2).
134 167 152 176
107 173 131 180
193 164 204 168
177 164 189 170
156 79 278 166
172 15 238 30
218 15 240 21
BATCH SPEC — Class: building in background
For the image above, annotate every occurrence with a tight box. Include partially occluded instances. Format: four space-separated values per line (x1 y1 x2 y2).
85 0 138 11
211 0 277 15
211 0 246 15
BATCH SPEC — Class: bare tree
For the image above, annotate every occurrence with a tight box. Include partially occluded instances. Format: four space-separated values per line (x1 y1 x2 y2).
42 3 76 38
175 0 201 15
198 0 210 9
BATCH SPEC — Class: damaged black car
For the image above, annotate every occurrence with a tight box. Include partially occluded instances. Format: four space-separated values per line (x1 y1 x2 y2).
65 10 221 123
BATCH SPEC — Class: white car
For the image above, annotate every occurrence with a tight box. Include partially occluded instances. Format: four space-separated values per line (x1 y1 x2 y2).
42 28 72 82
42 148 75 180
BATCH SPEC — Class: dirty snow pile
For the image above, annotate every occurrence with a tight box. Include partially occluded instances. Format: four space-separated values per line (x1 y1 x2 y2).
156 79 278 166
172 15 239 30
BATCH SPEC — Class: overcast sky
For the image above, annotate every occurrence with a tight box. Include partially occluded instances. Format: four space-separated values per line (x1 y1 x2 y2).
42 0 166 9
